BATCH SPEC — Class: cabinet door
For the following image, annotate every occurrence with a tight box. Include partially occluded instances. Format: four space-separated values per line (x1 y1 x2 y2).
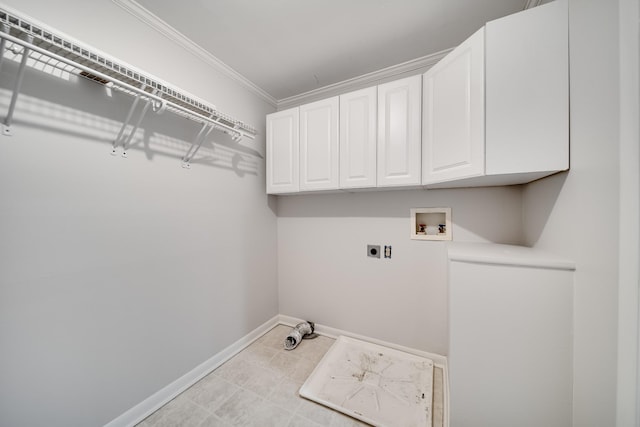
299 97 339 191
266 107 299 194
377 75 422 187
340 87 377 189
422 28 485 185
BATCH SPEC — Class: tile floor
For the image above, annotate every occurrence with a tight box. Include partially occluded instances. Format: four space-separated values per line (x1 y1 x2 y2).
137 325 444 427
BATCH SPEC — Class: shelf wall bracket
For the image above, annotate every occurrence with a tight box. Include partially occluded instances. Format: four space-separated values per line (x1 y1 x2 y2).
121 88 159 158
111 84 147 156
2 33 33 136
182 115 214 169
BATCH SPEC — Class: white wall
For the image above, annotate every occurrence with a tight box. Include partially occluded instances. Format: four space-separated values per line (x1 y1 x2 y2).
522 0 621 425
616 0 640 424
0 1 277 426
277 187 523 355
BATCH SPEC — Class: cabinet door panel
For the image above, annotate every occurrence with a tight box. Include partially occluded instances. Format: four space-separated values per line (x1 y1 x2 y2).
300 97 339 191
340 87 377 189
423 28 485 185
377 75 422 187
266 108 299 194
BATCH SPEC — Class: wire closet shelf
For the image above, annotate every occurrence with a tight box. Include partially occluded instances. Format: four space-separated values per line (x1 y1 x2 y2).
0 6 257 165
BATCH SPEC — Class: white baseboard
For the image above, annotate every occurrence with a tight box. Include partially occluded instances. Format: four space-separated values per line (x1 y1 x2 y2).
277 314 448 367
104 315 280 427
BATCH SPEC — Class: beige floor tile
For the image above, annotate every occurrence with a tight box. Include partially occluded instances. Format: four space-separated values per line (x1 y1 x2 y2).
245 399 294 427
288 357 319 383
268 350 302 377
214 388 294 427
242 366 285 398
329 410 371 427
290 339 331 363
215 356 267 387
256 325 290 350
214 389 264 425
136 394 210 427
432 366 444 427
241 343 279 367
287 414 324 427
309 335 335 352
198 413 232 427
266 377 304 411
182 374 240 413
295 398 335 426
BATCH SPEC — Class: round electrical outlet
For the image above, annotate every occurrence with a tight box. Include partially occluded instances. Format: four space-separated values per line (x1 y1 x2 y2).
367 244 381 258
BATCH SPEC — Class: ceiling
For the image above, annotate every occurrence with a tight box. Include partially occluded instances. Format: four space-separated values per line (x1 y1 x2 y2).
134 0 536 102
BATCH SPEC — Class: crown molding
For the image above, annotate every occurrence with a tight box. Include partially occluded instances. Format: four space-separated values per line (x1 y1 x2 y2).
113 0 507 111
111 0 278 107
524 0 543 9
276 48 453 110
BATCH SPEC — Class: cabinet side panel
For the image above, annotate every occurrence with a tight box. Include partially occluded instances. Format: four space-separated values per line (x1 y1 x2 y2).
449 261 573 427
485 0 569 175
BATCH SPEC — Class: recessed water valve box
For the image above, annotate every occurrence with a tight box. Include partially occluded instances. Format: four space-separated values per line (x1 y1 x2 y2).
411 208 452 241
367 245 380 258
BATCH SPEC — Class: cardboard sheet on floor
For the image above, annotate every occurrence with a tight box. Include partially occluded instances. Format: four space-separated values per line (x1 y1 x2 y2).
299 336 434 427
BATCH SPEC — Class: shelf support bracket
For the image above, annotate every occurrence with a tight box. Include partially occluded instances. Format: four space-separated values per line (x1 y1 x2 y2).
2 33 33 136
111 84 147 156
182 115 214 169
121 88 159 158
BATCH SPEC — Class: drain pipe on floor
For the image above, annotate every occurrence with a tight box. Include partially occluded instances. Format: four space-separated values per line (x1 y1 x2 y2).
284 321 317 350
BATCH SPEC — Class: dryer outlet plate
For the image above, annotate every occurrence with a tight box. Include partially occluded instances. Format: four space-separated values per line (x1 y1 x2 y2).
367 245 381 258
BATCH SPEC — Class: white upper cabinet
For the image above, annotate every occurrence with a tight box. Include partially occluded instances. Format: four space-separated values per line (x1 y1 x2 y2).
484 0 568 177
339 87 377 189
266 0 569 194
299 97 339 191
423 28 485 184
377 75 422 187
423 0 569 188
266 107 299 194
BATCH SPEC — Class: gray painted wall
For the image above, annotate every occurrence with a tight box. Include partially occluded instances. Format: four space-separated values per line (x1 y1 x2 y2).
0 1 278 426
277 187 523 355
523 0 621 425
616 0 640 423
